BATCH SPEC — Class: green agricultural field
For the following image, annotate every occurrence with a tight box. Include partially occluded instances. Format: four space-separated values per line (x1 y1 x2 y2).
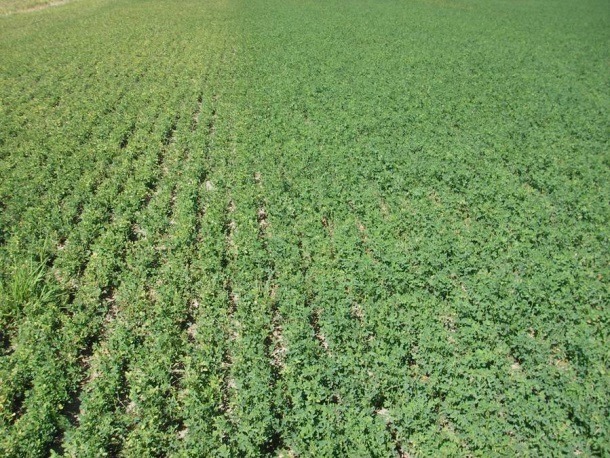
1 0 608 456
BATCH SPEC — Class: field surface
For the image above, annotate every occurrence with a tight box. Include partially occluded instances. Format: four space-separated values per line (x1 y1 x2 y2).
0 0 72 15
1 0 609 456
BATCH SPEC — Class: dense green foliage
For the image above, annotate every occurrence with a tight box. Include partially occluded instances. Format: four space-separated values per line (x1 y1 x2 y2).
1 0 609 456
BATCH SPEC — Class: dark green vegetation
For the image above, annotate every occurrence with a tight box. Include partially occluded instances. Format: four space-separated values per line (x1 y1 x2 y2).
1 0 609 455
